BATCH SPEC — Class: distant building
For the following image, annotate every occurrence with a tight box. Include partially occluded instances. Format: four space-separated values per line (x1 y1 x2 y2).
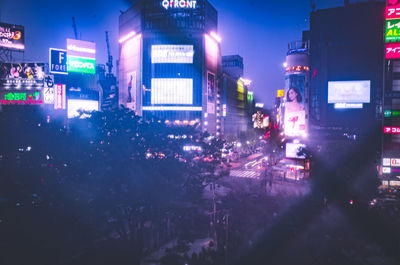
221 55 252 139
308 1 385 140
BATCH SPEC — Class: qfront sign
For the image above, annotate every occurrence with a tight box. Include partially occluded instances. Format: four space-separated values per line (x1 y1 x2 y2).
49 48 68 75
162 0 197 10
0 22 24 50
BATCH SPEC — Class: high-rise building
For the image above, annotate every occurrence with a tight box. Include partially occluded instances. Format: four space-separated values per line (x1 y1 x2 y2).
308 1 385 140
118 0 222 134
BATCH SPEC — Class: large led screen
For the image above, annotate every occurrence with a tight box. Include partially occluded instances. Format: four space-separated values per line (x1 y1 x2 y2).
68 99 99 119
151 78 193 105
328 81 370 104
286 143 306 159
151 45 194 64
284 75 306 137
0 63 46 89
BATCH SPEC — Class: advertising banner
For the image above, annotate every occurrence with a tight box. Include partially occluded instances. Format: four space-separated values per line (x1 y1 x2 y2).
284 75 306 137
0 63 45 89
151 45 194 64
49 48 68 75
386 4 400 20
207 72 216 114
54 84 66 110
0 22 24 50
386 42 400 59
328 80 370 103
286 143 306 159
66 39 96 74
0 90 42 104
385 19 400 42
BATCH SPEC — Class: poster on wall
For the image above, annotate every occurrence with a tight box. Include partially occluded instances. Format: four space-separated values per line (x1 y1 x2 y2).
0 22 25 50
126 71 136 110
0 63 46 89
207 72 216 114
284 75 306 137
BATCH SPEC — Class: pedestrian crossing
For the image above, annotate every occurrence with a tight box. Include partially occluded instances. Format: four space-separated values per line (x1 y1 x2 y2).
230 169 260 179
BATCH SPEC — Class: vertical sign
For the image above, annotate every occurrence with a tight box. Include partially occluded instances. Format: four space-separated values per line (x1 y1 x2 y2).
66 39 96 74
54 84 66 110
386 0 400 58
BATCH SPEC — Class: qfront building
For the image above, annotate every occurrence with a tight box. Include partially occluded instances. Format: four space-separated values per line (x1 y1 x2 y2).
119 0 222 135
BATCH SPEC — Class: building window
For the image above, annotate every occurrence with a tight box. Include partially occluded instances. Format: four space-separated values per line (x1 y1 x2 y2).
393 80 400 92
394 61 400 73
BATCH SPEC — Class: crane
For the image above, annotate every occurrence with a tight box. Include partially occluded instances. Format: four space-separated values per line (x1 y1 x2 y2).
105 31 113 75
311 0 316 12
72 16 78 40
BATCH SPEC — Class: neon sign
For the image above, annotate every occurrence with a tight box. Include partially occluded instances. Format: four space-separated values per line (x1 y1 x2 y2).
162 0 197 10
1 91 42 104
67 57 96 74
386 5 400 19
384 127 400 134
54 84 66 110
285 66 310 72
385 19 400 42
386 42 400 59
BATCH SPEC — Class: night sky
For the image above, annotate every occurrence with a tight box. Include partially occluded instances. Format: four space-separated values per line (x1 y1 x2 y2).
1 0 361 107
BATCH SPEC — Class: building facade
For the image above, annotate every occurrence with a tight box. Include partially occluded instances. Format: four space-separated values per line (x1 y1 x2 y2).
119 0 222 134
308 1 385 140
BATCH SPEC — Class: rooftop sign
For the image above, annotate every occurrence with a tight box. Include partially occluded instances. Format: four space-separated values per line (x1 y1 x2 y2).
162 0 197 10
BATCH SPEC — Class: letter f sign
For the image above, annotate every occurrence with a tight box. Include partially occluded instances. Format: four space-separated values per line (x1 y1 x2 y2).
59 52 65 64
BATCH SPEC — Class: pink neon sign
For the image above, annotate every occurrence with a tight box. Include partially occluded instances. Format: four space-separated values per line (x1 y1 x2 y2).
54 84 66 110
388 0 400 6
386 5 400 19
384 127 400 134
386 43 400 59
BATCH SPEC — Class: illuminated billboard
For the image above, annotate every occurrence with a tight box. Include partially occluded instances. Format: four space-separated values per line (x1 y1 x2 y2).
386 4 400 20
385 19 400 42
0 90 42 104
68 99 99 119
386 42 400 59
151 78 193 105
49 48 68 75
66 39 96 74
286 143 306 159
0 63 45 89
54 84 66 110
151 45 194 64
384 127 400 134
0 22 24 50
207 73 216 114
328 81 370 104
284 75 306 137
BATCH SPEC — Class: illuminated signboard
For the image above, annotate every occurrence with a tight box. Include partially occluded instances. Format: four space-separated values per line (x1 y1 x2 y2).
66 39 96 74
334 103 363 109
386 19 400 42
151 78 193 105
248 91 254 102
384 110 400 117
285 66 310 72
277 90 284 98
161 0 197 10
286 143 306 159
386 43 400 59
383 167 392 174
151 45 194 64
54 84 66 110
284 74 307 137
386 4 400 20
328 81 370 104
0 90 42 104
49 48 68 75
392 158 400 167
222 104 227 117
384 127 400 134
68 99 99 119
383 158 391 166
0 63 45 89
43 75 55 104
0 22 24 50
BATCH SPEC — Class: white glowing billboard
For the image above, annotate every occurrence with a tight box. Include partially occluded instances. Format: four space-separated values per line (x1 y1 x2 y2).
151 45 194 64
68 99 99 119
151 78 193 105
286 143 306 159
328 81 370 104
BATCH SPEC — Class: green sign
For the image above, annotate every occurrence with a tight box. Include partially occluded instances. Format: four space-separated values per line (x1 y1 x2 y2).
1 91 42 104
247 91 254 102
384 110 400 118
386 19 400 42
67 56 96 74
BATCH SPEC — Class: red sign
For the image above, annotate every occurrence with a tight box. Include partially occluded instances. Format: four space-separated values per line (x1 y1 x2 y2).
386 43 400 59
392 158 400 167
384 127 400 134
388 0 400 6
54 84 66 110
285 66 310 72
386 5 400 19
